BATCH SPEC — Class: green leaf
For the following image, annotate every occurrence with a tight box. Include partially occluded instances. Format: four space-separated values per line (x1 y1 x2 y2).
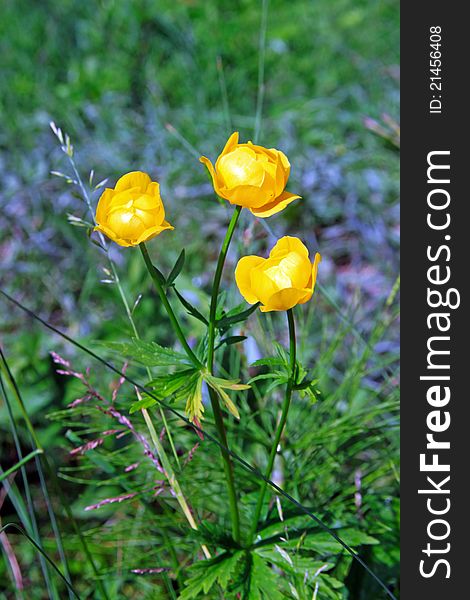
204 374 250 420
179 552 244 599
216 335 247 349
172 288 209 325
166 249 185 287
215 290 228 321
149 262 166 286
99 338 191 368
245 554 284 600
185 375 204 422
250 357 285 369
147 369 199 401
217 302 260 329
129 395 158 414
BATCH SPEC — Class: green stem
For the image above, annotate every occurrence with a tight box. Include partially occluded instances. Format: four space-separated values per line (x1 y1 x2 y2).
139 243 203 370
207 386 241 543
206 206 242 544
207 205 242 370
0 450 44 483
249 308 296 542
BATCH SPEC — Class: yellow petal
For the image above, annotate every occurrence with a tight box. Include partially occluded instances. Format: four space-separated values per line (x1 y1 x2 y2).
225 183 273 208
277 150 291 179
94 224 134 247
260 287 309 312
114 171 151 193
145 181 161 197
199 156 225 198
235 256 265 304
298 252 321 304
249 190 300 218
133 193 161 210
278 252 312 289
135 221 174 245
250 266 281 306
217 147 266 189
95 188 114 225
221 132 239 156
270 236 309 260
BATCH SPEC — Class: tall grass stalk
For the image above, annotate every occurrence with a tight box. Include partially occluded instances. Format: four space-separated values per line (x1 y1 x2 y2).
254 0 269 143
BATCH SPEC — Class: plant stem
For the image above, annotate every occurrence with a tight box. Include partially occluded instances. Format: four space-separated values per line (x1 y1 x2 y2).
249 308 296 542
207 206 242 370
206 206 242 544
0 450 43 483
207 386 241 543
139 243 203 370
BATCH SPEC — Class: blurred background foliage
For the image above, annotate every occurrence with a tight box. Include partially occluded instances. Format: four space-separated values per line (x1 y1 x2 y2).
0 0 399 598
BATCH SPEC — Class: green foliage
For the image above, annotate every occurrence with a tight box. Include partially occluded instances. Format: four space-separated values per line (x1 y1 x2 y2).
217 302 261 331
179 551 244 599
100 337 192 368
1 0 399 597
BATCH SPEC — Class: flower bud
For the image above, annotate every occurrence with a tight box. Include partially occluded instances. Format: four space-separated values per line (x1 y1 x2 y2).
94 171 173 247
200 132 300 218
235 236 321 312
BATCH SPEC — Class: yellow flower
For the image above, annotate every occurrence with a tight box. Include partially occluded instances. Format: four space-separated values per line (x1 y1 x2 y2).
200 132 300 218
94 171 174 247
235 236 321 312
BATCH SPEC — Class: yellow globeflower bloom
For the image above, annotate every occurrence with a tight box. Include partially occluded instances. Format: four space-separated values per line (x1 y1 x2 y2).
235 236 321 312
94 171 174 247
200 132 301 218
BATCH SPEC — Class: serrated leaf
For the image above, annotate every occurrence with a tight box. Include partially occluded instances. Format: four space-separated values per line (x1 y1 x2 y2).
98 338 191 368
179 552 244 600
247 554 284 600
147 369 198 401
166 249 185 287
172 288 208 325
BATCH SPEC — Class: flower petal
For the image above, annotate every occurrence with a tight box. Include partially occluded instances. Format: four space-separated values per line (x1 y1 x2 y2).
225 183 273 208
115 171 151 193
95 188 114 225
260 287 309 312
269 236 309 260
135 221 174 245
94 224 134 247
235 256 265 304
221 132 239 155
217 147 266 189
249 190 300 218
199 156 225 198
